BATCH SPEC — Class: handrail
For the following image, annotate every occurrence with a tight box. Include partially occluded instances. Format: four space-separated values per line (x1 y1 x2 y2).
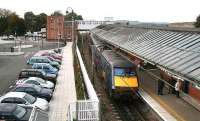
76 46 99 102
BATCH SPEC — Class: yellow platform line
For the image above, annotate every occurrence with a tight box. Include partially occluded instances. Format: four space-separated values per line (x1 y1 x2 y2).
141 85 186 121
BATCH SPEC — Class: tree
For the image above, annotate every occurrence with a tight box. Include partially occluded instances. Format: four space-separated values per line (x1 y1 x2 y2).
194 15 200 28
51 11 63 16
0 17 8 35
0 8 13 17
24 11 35 32
6 13 19 35
65 11 83 21
38 13 47 28
16 18 26 35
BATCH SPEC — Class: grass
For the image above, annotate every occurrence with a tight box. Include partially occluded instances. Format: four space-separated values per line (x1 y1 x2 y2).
73 47 87 100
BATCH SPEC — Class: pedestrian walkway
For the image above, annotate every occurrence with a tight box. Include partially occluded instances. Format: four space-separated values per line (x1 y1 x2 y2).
139 70 200 121
48 42 77 121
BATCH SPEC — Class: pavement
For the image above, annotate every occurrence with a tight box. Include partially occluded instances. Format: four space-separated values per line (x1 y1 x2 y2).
139 69 200 121
0 52 24 56
0 38 14 44
48 42 77 121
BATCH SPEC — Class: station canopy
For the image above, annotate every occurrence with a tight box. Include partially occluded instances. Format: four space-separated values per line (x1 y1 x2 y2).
91 24 200 83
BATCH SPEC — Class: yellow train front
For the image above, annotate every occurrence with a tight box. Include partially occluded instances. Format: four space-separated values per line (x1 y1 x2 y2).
101 50 139 97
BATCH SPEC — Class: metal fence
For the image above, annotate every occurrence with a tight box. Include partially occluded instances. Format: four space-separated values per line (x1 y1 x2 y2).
67 100 99 121
67 44 100 121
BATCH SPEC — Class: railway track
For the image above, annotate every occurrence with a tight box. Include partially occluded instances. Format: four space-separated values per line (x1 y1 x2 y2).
111 96 147 121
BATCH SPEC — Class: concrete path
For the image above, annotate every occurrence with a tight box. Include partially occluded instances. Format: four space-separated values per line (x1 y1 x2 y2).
48 42 77 121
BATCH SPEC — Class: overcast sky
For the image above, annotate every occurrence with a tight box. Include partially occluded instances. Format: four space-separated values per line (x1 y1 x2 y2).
0 0 200 22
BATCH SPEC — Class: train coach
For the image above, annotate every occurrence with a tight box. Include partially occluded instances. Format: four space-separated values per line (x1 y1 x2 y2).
94 47 139 97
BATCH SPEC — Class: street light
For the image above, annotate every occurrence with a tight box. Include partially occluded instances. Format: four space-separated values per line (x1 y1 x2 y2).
66 7 74 42
15 32 17 47
57 18 60 49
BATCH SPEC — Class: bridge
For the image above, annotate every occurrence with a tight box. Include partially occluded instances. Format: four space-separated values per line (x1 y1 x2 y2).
75 20 114 31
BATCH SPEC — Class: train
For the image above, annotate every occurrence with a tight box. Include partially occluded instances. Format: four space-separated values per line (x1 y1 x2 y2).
92 35 139 97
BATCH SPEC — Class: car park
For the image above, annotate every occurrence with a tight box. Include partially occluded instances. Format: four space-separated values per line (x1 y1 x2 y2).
16 77 54 89
0 103 49 121
18 69 57 83
12 84 53 101
18 69 46 80
0 92 49 111
32 63 58 75
27 56 60 69
41 52 62 61
44 56 61 64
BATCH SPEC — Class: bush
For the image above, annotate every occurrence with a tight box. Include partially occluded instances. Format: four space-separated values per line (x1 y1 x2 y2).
194 15 200 28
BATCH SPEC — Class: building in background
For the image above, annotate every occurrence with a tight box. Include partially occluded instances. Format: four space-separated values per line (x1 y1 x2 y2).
64 21 78 42
47 16 64 41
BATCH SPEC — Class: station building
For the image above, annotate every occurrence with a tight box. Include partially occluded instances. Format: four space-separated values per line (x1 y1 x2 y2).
91 24 200 110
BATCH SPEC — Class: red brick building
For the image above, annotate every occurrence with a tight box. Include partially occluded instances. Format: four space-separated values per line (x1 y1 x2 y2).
47 16 64 41
47 16 77 42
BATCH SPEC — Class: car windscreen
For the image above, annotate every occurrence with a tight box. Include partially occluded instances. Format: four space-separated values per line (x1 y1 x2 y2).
48 65 55 71
36 78 46 83
24 94 36 104
33 85 42 92
13 106 26 119
47 57 54 61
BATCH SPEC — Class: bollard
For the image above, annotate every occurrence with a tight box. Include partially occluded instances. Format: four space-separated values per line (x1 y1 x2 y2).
10 47 14 52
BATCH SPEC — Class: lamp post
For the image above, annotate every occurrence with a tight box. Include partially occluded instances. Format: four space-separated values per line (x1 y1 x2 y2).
15 32 17 47
66 7 74 42
57 18 60 49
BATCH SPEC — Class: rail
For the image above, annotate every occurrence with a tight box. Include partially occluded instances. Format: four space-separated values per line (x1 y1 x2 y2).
67 45 100 121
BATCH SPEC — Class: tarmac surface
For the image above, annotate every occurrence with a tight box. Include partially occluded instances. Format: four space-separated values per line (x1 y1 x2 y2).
0 37 64 95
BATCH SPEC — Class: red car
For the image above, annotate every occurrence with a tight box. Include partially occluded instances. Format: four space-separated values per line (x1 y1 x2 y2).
41 52 62 61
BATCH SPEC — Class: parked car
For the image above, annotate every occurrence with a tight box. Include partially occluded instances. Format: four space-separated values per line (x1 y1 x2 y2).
16 77 54 89
44 56 61 64
32 63 58 75
41 52 62 61
27 56 60 69
12 84 53 101
0 103 49 121
0 103 32 121
0 92 49 111
18 69 57 83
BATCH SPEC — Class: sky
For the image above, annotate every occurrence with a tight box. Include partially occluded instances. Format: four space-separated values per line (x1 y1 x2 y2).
0 0 200 23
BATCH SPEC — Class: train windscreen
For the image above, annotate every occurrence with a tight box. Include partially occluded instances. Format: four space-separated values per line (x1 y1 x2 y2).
114 68 136 76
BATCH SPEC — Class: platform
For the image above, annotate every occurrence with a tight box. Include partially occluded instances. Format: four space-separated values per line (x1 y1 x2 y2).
48 42 77 121
139 69 200 121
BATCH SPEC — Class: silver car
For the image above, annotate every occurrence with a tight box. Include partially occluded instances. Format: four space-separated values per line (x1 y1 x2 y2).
16 77 54 89
0 92 49 111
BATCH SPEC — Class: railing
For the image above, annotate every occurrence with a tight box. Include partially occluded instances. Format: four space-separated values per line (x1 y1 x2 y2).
68 100 99 121
67 44 100 121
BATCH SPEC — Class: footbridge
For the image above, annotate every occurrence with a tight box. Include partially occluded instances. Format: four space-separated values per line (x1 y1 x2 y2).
75 20 114 31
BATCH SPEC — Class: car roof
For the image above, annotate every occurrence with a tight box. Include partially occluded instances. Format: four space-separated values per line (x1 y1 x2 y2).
31 56 46 59
21 69 43 72
27 77 40 81
3 92 26 99
0 103 17 113
16 84 35 88
33 63 50 65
